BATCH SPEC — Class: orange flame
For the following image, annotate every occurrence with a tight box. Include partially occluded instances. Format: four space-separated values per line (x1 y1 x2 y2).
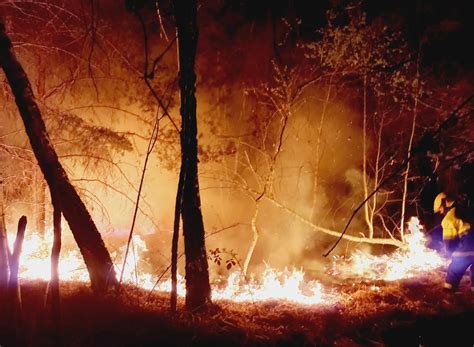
331 217 446 281
9 216 443 305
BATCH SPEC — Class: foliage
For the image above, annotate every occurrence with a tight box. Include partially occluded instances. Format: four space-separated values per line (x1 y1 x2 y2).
208 247 240 271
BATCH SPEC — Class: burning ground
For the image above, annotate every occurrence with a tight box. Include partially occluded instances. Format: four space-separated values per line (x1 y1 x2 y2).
11 270 474 347
3 218 474 346
1 0 474 346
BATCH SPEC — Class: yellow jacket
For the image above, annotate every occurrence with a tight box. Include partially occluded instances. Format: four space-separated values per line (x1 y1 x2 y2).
442 208 471 240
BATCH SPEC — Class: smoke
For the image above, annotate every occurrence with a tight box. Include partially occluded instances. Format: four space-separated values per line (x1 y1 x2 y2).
4 0 451 284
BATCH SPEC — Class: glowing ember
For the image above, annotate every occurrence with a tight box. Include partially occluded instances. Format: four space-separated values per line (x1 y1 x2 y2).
8 216 444 306
331 217 446 281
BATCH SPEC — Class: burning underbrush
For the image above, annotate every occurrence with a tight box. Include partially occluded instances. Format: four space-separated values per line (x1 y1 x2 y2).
9 217 447 307
3 217 474 346
330 217 447 281
9 270 474 347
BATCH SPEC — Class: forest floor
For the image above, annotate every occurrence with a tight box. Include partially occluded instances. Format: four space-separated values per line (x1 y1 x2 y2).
1 268 474 347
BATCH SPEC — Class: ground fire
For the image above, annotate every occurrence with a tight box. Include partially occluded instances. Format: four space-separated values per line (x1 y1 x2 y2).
6 217 445 306
0 0 473 346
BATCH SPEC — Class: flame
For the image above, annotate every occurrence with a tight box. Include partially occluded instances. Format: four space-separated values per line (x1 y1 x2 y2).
212 268 331 305
331 217 446 281
8 216 443 306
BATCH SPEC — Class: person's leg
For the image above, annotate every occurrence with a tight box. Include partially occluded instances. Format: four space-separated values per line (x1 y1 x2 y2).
469 257 474 291
445 256 471 290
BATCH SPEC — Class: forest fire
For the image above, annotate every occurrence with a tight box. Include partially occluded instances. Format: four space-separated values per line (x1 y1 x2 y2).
8 216 442 306
10 230 330 305
1 0 473 345
331 217 446 281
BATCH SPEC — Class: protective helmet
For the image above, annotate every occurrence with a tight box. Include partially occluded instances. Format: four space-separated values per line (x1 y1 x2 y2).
433 192 454 213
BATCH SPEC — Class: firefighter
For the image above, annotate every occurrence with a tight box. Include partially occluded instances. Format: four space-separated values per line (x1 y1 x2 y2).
427 193 451 252
433 192 474 292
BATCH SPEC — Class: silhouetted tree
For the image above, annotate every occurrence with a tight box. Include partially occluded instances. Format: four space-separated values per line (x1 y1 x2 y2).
171 0 211 311
0 21 117 292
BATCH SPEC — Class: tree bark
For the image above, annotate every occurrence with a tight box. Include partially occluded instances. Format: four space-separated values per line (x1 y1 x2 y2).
172 0 211 311
35 167 46 237
0 187 9 291
8 216 26 324
170 169 185 312
50 193 62 343
0 21 116 292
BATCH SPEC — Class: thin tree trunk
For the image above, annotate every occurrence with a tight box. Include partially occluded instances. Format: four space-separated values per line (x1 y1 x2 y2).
50 193 61 344
0 21 116 292
242 205 259 277
170 169 185 312
0 186 9 335
0 186 9 291
8 216 26 330
172 0 211 311
371 109 385 231
362 74 374 238
400 63 420 241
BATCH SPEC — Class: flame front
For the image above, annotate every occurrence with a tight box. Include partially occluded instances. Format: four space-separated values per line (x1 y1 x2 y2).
212 268 330 305
9 216 444 306
332 217 446 281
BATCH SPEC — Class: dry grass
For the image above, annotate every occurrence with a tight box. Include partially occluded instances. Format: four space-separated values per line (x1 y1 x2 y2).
1 269 474 347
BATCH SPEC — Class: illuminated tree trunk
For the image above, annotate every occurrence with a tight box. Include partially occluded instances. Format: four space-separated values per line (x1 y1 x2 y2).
0 21 116 292
362 74 374 239
172 0 211 311
400 57 420 241
35 168 46 237
242 205 259 277
0 187 9 290
50 193 62 339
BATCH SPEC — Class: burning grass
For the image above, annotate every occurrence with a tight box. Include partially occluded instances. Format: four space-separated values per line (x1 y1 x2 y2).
3 217 474 346
2 268 474 347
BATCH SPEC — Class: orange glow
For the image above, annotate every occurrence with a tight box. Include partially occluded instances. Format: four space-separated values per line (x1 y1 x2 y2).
9 216 443 305
331 217 446 281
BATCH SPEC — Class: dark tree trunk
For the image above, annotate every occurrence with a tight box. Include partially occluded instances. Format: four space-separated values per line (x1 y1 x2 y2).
170 171 184 312
0 21 116 292
50 193 62 343
172 0 211 311
8 216 26 324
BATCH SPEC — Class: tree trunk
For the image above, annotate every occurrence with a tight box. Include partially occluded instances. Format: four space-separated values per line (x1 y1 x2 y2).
400 58 420 241
242 204 259 277
170 169 185 312
0 186 9 336
0 187 9 291
362 74 374 239
8 216 26 325
172 0 211 311
0 21 116 292
35 167 46 237
50 193 62 343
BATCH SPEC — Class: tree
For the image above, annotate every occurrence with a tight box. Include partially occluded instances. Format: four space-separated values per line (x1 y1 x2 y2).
171 0 211 311
0 185 9 292
0 21 116 292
